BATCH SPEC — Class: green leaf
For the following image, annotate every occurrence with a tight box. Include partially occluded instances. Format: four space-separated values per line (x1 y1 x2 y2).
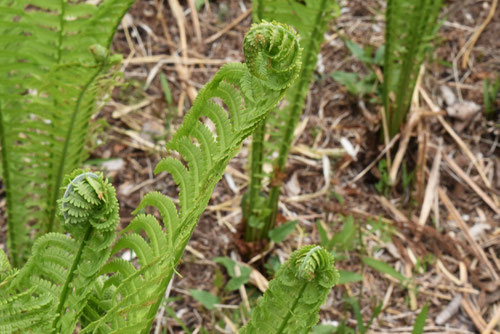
412 304 429 334
345 39 373 64
194 0 205 11
213 257 251 291
160 73 173 105
213 257 237 276
345 297 365 333
338 270 363 284
316 220 330 248
362 257 407 283
374 45 385 66
189 290 219 310
331 71 374 97
268 220 297 243
331 71 360 92
226 273 250 291
330 216 356 251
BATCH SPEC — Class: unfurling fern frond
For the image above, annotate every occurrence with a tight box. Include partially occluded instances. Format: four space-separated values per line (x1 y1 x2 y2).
383 0 442 137
80 21 302 334
0 171 119 334
0 0 135 266
241 245 339 333
244 0 337 241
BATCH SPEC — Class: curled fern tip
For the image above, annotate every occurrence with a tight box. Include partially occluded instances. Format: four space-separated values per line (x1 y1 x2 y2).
244 20 302 90
60 171 119 234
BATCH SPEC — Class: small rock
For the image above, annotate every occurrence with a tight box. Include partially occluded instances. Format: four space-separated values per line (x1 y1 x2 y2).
285 172 301 196
101 158 124 173
446 101 480 121
440 85 457 106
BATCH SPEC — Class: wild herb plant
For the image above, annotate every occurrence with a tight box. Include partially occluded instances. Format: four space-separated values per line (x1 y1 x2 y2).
383 0 443 137
0 0 135 266
331 39 384 100
1 21 338 333
244 0 338 241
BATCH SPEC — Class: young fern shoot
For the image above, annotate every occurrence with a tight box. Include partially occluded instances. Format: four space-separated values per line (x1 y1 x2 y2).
383 0 442 137
79 21 302 333
244 0 337 241
241 245 339 333
0 170 119 333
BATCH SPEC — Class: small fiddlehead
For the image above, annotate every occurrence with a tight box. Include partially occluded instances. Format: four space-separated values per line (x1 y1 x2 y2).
240 245 339 334
243 20 302 90
1 170 119 334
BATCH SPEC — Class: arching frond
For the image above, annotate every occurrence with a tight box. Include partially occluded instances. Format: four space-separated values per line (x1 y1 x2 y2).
81 21 302 334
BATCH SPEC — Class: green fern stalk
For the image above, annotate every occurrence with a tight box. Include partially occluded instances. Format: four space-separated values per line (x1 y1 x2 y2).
0 0 135 266
79 21 302 333
383 0 442 137
0 171 119 333
244 0 337 241
241 245 339 333
244 120 269 241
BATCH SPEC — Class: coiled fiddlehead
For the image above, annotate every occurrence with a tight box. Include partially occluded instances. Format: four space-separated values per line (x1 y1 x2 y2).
1 170 119 334
240 245 339 334
80 21 302 334
243 20 302 90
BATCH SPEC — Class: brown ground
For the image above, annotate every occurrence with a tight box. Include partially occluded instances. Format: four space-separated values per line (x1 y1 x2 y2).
88 0 500 332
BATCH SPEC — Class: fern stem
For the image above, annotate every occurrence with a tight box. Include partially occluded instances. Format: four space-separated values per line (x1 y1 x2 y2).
261 0 330 238
0 110 18 267
52 225 93 331
45 63 107 234
245 120 266 241
252 0 264 23
140 238 190 334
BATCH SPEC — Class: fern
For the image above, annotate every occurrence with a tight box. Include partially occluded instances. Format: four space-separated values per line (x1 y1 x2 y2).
241 245 339 333
244 0 337 241
0 170 119 333
383 0 442 137
0 0 135 266
77 21 302 333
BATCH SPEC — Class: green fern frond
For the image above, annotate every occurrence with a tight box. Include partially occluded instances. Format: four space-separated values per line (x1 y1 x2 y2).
241 245 339 333
0 171 119 333
245 0 337 240
80 21 302 334
0 0 135 266
383 0 442 137
0 287 54 334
